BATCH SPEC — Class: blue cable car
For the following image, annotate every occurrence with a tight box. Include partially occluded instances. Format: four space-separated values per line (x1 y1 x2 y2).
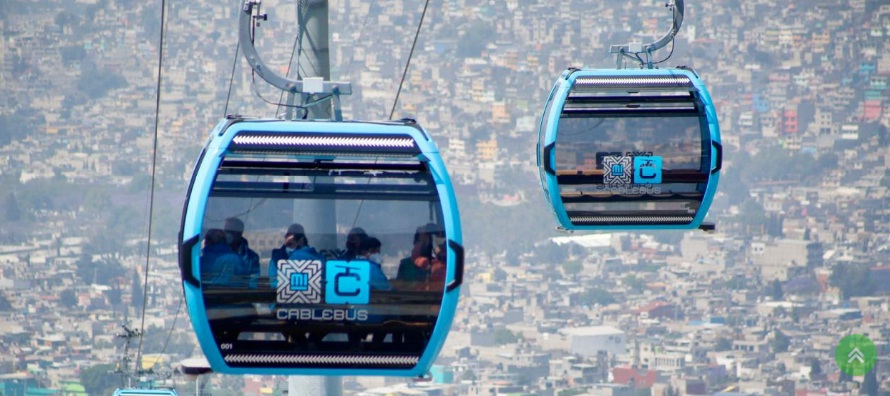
538 68 721 231
537 0 720 231
179 118 463 377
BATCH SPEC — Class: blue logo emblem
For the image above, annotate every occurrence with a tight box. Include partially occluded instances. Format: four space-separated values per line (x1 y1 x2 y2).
604 156 633 187
325 260 370 304
276 259 322 304
290 272 309 291
634 156 662 184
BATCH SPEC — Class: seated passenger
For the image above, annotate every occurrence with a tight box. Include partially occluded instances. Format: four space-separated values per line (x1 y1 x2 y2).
395 224 434 289
268 223 324 288
224 217 260 276
395 223 446 291
343 227 368 260
321 226 368 260
201 228 250 286
358 237 391 291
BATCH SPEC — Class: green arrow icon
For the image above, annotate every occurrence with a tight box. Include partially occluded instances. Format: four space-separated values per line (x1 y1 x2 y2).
835 334 877 376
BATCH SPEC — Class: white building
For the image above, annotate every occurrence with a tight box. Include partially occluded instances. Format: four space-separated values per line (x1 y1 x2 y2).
561 326 626 358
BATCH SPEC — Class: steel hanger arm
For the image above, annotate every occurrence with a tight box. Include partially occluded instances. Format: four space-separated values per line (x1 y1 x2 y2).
239 0 351 95
609 0 684 68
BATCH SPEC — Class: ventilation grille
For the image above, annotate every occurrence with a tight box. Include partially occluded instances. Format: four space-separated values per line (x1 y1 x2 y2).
229 132 421 156
224 353 419 367
570 215 694 225
573 75 693 89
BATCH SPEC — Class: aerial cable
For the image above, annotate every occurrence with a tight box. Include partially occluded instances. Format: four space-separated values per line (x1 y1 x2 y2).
134 0 168 375
342 0 376 78
223 41 240 117
388 0 431 120
146 295 184 372
294 0 321 78
652 37 676 65
277 0 307 115
350 0 430 231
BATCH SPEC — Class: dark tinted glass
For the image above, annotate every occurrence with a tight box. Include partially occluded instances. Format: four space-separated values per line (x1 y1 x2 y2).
198 153 446 368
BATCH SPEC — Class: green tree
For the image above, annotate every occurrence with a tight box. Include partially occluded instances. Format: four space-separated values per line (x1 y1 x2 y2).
60 45 87 65
494 328 520 345
4 193 22 221
809 359 822 377
714 337 732 351
78 63 127 99
576 287 616 306
771 330 790 353
131 271 144 310
726 275 748 290
79 363 120 396
0 293 13 311
76 253 126 285
830 262 874 299
769 279 783 300
862 366 878 396
59 289 77 309
622 275 647 293
561 260 582 276
737 199 769 233
457 20 496 57
75 253 95 284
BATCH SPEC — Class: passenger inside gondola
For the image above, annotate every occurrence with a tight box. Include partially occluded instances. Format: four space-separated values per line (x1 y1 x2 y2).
343 227 368 260
201 228 251 287
268 223 325 288
224 217 260 278
395 223 435 290
358 236 392 291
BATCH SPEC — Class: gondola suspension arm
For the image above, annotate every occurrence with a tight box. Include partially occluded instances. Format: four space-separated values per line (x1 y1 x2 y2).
239 0 352 120
609 0 684 69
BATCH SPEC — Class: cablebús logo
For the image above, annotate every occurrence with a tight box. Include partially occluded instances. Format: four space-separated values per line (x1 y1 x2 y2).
603 155 633 187
276 259 323 304
633 156 662 184
325 260 370 304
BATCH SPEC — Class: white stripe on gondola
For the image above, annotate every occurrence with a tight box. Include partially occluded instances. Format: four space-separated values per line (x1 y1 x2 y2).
225 354 419 365
570 215 694 223
233 134 415 148
226 149 417 158
574 77 691 86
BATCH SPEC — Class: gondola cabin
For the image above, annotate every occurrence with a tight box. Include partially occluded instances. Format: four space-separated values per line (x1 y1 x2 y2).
538 68 721 231
179 118 463 376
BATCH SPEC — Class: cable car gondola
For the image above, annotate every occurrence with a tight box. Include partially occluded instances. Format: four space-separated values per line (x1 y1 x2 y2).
179 118 463 376
537 0 721 231
177 0 463 377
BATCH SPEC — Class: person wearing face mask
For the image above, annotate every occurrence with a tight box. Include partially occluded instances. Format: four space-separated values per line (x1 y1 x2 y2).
224 217 260 277
268 223 324 288
358 237 392 291
201 228 249 286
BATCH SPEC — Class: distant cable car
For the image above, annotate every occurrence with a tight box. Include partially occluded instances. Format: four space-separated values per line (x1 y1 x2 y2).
179 118 463 376
537 0 721 231
537 68 721 231
112 389 178 396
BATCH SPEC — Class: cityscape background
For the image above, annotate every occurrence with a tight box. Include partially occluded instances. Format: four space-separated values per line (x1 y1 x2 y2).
1 0 890 395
